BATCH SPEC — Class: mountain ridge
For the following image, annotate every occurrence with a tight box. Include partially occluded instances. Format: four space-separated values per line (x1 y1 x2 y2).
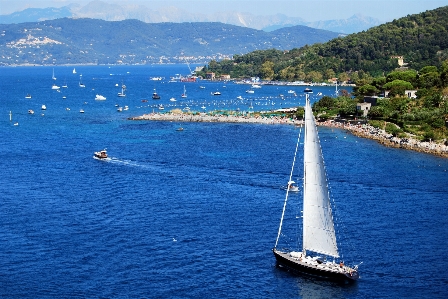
0 0 381 34
0 18 343 66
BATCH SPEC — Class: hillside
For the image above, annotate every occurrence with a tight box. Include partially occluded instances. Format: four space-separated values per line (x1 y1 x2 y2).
0 18 341 66
200 6 448 80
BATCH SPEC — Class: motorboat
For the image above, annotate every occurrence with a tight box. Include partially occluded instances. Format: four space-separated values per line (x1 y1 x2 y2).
52 84 60 90
41 104 47 110
25 94 32 99
152 90 161 99
213 91 221 96
94 149 108 159
95 94 106 100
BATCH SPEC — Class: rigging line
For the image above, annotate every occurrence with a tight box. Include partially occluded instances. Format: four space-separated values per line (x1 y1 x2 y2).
274 124 303 248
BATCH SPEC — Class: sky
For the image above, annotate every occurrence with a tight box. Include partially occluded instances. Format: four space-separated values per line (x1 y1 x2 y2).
0 0 447 22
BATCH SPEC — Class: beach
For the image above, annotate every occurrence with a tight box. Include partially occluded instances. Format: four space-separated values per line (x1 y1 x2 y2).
129 112 448 158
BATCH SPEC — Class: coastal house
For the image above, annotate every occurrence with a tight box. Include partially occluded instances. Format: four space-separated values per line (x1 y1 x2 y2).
220 74 231 81
357 102 371 117
363 96 379 106
384 90 417 99
205 72 215 80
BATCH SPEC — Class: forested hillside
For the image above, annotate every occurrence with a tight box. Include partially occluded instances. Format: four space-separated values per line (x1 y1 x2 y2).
199 6 448 81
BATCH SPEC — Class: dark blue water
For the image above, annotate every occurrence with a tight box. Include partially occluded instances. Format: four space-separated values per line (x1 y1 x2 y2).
0 65 447 298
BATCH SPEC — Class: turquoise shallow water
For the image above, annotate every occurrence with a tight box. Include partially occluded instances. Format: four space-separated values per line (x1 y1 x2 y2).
0 65 447 298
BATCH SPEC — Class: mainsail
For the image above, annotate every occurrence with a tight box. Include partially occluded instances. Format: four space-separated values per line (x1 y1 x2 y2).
302 97 339 258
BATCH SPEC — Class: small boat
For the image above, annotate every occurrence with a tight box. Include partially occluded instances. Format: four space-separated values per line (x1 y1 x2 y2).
317 92 323 96
123 105 129 111
80 109 85 113
95 94 106 101
176 126 184 131
28 109 34 114
93 149 108 159
252 84 262 88
213 91 221 96
200 86 205 89
150 77 163 81
52 84 60 90
237 96 243 100
288 90 295 94
62 96 66 99
117 84 126 97
246 89 254 94
25 94 32 99
273 93 360 283
304 87 313 93
41 104 47 110
152 89 161 99
158 104 164 110
117 107 123 112
79 75 85 88
284 181 299 192
170 97 177 102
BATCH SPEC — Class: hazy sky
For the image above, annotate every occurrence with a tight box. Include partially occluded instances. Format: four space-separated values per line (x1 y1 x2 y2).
0 0 447 22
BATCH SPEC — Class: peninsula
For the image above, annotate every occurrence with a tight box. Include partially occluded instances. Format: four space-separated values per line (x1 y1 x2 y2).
129 111 448 158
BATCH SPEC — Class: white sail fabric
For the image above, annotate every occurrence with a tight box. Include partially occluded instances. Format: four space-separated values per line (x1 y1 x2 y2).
302 96 339 258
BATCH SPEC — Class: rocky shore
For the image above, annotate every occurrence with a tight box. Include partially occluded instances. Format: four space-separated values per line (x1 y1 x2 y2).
129 112 448 158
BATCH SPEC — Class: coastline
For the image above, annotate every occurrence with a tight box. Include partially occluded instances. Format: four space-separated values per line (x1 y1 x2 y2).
129 112 448 158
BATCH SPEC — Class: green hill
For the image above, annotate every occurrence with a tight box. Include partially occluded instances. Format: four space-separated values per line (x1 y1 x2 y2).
199 6 448 81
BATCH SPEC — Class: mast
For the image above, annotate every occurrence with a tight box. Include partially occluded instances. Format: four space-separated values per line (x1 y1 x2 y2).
302 94 339 258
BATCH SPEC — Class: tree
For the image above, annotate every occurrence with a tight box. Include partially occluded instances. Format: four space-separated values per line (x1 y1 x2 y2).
260 61 274 80
384 79 414 96
355 84 379 96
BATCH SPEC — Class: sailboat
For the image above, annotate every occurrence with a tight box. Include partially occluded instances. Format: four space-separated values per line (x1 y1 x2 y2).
79 74 85 88
52 68 57 80
118 84 126 97
73 68 77 74
181 85 187 98
272 92 360 282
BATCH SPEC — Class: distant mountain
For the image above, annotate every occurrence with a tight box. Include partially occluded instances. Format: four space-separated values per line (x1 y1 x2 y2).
308 14 382 34
0 0 380 34
0 18 342 66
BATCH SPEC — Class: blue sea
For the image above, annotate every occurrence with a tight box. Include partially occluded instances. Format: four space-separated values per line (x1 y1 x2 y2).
0 65 447 298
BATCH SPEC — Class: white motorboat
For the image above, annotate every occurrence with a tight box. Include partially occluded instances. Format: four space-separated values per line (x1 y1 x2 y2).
93 149 108 159
95 94 106 100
